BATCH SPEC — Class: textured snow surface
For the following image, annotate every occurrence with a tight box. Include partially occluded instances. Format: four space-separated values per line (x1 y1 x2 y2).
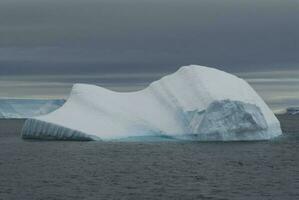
21 65 282 141
0 99 65 119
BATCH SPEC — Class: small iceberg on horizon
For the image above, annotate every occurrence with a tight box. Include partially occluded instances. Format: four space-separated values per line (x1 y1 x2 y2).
0 99 65 119
21 65 282 141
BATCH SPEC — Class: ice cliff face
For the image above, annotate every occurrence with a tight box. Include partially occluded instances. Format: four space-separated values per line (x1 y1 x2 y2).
0 99 65 119
21 65 282 141
195 100 269 140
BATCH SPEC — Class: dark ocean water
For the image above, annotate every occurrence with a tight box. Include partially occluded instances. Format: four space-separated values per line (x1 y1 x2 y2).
0 122 298 200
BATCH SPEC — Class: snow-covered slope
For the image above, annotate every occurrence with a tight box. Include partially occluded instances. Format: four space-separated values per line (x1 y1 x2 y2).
21 65 282 141
0 99 65 119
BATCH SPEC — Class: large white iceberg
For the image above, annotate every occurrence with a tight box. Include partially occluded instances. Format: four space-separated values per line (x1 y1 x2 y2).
21 65 282 141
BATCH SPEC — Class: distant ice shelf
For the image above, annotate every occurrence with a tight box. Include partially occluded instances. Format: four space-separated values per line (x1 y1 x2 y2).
286 107 299 115
21 65 282 141
0 99 65 119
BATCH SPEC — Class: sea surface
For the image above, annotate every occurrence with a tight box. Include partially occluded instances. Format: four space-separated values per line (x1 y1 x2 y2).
0 120 298 200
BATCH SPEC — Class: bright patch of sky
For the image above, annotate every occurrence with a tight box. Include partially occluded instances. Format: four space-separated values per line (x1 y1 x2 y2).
1 69 299 113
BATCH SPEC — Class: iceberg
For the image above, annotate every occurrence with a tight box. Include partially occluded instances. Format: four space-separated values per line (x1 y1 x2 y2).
0 99 65 119
21 65 282 141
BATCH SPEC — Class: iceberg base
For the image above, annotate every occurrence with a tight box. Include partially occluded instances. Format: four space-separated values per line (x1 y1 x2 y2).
22 119 99 141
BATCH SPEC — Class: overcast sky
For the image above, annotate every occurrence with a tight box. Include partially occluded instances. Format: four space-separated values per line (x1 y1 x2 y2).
0 0 298 75
0 0 298 111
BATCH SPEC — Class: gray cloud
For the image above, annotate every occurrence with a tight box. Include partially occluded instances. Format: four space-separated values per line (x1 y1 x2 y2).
0 0 298 111
0 0 298 75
